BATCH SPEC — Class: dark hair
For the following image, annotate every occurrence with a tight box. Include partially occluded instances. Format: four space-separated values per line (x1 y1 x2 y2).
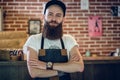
44 0 66 17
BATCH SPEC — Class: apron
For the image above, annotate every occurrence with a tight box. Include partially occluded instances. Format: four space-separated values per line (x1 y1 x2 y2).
34 36 71 80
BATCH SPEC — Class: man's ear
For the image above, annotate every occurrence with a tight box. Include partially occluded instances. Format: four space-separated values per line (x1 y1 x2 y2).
41 14 45 20
62 17 66 23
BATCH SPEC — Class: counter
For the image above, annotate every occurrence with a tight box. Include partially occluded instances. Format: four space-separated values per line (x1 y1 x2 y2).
72 56 120 80
0 61 32 80
0 56 120 80
79 56 120 80
83 56 120 64
83 56 120 60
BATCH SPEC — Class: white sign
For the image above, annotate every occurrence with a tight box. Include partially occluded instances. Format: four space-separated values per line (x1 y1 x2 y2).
81 0 89 10
118 6 120 17
0 8 3 31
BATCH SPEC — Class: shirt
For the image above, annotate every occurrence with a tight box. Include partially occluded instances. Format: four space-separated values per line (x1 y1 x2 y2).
23 33 78 58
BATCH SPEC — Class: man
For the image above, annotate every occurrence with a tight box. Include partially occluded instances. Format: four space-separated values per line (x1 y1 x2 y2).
23 0 84 80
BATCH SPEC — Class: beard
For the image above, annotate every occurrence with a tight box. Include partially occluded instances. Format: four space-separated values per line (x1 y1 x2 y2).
42 20 63 40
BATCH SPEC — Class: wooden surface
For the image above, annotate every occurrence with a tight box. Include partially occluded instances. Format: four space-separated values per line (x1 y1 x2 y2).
0 57 120 80
0 61 32 80
83 56 120 60
0 31 28 49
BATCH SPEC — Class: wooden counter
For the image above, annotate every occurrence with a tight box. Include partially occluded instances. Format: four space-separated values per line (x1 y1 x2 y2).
0 61 32 80
0 56 120 80
72 56 120 80
83 56 120 64
83 56 120 60
80 56 120 80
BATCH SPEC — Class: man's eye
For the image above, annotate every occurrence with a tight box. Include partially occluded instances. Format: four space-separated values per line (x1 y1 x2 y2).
48 13 53 16
56 14 61 17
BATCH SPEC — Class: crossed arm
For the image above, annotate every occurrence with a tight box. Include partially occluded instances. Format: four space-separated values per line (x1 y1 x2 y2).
26 46 84 78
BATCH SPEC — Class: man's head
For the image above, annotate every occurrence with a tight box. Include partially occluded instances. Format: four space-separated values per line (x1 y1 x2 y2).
43 0 66 40
44 0 66 17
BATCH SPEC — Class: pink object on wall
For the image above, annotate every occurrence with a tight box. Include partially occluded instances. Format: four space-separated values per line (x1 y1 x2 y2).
88 16 102 37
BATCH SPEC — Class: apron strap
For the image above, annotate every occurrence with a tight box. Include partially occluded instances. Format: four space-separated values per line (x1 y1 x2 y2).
41 36 44 49
60 38 65 49
41 36 65 49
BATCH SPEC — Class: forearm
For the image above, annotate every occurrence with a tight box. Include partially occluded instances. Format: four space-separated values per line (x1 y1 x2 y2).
28 60 83 78
53 60 84 73
26 47 58 78
28 66 58 78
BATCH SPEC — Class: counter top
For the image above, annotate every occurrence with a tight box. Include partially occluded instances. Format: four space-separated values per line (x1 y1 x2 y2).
83 56 120 60
0 56 120 65
83 56 120 64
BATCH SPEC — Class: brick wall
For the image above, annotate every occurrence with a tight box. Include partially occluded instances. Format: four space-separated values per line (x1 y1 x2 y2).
0 0 120 55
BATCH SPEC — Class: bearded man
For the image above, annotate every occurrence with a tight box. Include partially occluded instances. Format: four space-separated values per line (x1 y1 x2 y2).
23 0 84 80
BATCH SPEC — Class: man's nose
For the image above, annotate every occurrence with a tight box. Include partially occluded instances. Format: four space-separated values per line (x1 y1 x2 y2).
52 15 56 21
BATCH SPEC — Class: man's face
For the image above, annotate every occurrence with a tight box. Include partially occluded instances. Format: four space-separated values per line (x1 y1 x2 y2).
42 5 65 40
44 5 64 27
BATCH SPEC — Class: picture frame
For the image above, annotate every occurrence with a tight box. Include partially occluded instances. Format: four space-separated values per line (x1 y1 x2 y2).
28 19 41 35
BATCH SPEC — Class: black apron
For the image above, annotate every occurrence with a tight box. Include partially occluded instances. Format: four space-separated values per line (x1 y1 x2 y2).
34 36 71 80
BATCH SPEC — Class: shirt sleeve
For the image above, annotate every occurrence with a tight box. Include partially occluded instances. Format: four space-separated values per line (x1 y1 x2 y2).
23 35 38 54
65 35 79 52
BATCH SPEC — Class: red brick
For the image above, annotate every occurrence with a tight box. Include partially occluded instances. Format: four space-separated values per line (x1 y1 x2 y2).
38 0 48 2
27 7 37 9
3 0 14 2
0 3 7 6
62 0 72 2
8 3 19 5
16 0 26 1
27 0 37 2
17 28 26 31
74 0 80 2
108 0 118 2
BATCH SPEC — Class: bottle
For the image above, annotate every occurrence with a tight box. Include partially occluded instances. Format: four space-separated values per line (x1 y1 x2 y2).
116 48 120 56
85 50 91 57
114 48 120 56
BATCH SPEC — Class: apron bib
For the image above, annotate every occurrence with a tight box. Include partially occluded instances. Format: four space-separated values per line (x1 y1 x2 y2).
34 36 71 80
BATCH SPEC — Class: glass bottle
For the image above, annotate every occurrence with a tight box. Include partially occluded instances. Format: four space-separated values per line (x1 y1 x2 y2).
116 48 120 56
85 50 91 57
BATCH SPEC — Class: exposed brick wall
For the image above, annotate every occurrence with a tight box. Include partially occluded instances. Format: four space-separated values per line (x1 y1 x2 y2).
0 0 120 55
